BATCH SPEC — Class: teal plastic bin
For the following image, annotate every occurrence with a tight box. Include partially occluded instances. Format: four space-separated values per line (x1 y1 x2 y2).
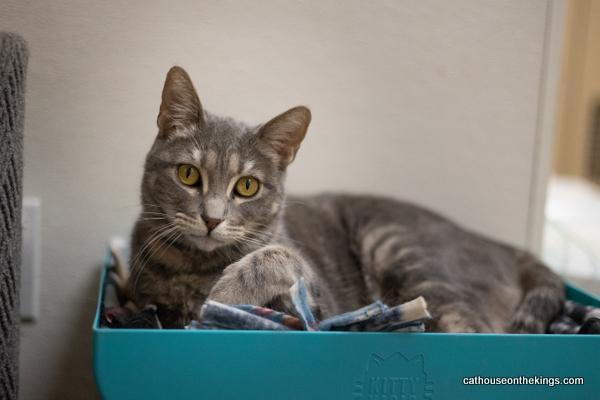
93 260 600 399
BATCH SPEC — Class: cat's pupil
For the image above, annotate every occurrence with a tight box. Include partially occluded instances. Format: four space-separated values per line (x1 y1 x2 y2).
245 179 251 190
186 168 191 178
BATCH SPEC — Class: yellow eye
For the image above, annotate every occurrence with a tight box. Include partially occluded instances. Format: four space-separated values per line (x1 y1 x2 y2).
234 176 260 197
177 164 201 186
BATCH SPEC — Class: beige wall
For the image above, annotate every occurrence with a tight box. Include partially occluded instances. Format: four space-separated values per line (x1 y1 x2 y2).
0 1 560 399
554 0 600 176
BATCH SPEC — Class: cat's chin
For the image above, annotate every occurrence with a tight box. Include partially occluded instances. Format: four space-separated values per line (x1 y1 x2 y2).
190 235 226 252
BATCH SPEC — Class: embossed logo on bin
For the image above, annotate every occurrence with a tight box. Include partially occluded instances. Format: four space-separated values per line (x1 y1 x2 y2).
353 353 434 400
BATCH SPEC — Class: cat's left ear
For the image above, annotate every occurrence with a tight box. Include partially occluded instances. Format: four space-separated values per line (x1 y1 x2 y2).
257 106 311 167
157 66 204 138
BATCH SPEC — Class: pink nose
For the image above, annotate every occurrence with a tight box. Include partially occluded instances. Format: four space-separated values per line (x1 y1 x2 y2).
201 215 223 232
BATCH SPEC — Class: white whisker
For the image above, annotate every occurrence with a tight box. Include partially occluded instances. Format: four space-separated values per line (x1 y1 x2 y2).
130 223 178 293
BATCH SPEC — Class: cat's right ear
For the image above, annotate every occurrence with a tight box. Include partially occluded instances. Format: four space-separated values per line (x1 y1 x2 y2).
157 66 204 139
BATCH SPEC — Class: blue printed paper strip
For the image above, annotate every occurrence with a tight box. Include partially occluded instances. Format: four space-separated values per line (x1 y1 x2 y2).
290 277 318 331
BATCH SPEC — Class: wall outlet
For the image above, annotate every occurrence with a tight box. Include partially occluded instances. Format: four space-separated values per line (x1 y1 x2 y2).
21 196 41 321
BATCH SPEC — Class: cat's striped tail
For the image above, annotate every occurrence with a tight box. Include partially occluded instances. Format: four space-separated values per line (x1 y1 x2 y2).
509 252 565 333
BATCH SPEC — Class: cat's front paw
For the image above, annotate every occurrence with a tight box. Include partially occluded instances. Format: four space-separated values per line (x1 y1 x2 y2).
207 261 257 305
207 245 302 306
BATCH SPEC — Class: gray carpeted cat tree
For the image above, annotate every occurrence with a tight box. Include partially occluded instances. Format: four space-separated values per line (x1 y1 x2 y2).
0 32 28 400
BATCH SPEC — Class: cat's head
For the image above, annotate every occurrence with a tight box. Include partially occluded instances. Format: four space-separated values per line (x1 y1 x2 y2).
140 66 310 252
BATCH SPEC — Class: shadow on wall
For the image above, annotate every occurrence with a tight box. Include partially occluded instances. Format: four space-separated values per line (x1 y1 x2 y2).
21 269 101 400
53 270 99 400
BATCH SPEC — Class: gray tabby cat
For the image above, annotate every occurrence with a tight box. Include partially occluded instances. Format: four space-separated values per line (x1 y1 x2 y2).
127 66 564 332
